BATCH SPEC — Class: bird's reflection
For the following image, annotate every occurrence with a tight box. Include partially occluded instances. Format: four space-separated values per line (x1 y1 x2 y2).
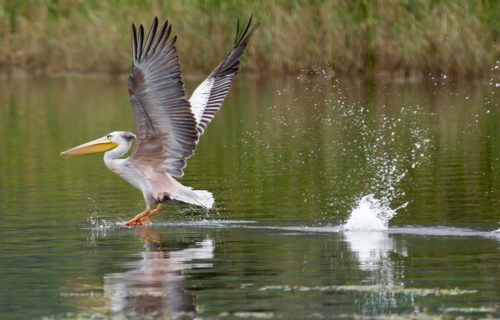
108 227 213 318
64 227 214 319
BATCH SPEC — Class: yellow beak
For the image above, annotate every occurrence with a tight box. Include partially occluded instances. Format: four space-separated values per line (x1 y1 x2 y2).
60 136 119 156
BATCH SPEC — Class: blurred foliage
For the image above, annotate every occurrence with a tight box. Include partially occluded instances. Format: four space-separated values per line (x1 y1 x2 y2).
0 0 498 77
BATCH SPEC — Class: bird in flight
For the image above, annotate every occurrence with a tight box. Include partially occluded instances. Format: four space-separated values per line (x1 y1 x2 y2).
61 17 255 226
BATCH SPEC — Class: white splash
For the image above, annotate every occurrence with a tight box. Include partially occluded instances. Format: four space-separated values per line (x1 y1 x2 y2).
343 195 407 231
489 228 500 240
344 195 391 231
338 105 429 232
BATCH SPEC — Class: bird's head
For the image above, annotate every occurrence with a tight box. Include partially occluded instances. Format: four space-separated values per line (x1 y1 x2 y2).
60 131 136 156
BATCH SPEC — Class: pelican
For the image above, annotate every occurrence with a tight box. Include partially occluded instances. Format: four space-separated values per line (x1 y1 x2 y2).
61 17 255 226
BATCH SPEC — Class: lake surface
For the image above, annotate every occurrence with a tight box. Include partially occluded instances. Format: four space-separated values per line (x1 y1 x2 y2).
0 75 498 319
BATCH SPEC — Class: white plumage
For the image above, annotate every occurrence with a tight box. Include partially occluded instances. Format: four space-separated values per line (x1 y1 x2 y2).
61 17 255 226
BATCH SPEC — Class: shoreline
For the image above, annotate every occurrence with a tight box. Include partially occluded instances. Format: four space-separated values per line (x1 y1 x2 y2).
0 68 496 83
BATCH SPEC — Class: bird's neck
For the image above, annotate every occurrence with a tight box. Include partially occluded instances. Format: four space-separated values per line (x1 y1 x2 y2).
103 142 131 162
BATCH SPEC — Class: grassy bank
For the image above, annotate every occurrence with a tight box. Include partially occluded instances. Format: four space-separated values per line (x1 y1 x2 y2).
0 0 498 77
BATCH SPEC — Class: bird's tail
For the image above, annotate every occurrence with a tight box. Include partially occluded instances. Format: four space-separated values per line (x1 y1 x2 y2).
170 186 214 209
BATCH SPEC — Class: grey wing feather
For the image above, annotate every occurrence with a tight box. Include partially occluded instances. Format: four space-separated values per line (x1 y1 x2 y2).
129 17 198 177
190 16 256 135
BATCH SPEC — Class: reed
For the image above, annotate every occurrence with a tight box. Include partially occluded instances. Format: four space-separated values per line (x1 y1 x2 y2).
0 0 497 77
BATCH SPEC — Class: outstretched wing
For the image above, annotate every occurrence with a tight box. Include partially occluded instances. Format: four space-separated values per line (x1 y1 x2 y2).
129 17 198 178
189 16 256 135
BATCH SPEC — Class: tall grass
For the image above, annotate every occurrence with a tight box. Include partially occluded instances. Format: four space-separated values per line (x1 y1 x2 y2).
0 0 498 77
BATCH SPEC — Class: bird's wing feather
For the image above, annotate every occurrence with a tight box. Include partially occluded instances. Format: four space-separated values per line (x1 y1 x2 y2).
189 17 256 135
129 17 198 178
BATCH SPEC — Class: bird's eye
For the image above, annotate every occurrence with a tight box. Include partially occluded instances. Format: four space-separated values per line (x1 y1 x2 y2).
107 134 112 139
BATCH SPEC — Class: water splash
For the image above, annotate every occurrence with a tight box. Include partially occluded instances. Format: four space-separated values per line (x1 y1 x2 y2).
343 195 407 231
88 214 115 231
86 214 123 243
488 228 500 240
341 106 430 231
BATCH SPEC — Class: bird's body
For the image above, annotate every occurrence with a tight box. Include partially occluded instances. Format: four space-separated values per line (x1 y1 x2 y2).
101 131 213 210
61 17 255 226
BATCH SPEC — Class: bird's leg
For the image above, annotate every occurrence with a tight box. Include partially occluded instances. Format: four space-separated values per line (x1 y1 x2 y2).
125 208 151 227
140 204 162 224
125 204 162 227
137 204 162 225
150 204 162 216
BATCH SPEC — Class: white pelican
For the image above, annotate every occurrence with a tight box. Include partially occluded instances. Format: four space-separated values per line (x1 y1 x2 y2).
61 17 255 226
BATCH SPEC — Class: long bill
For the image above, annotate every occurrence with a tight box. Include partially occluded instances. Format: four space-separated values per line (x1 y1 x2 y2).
60 136 118 156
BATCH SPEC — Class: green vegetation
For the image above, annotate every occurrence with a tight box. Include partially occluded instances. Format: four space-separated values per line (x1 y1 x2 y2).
0 0 498 77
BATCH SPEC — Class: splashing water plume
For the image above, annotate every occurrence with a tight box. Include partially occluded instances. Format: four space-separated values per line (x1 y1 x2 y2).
340 106 430 231
343 195 403 231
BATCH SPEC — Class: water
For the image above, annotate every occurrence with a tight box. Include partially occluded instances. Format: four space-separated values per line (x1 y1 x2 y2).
0 75 498 319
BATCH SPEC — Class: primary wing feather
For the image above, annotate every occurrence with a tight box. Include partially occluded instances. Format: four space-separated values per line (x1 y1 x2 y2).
129 17 198 178
190 17 256 135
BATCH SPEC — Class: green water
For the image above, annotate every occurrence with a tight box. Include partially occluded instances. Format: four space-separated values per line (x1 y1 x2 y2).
0 76 498 319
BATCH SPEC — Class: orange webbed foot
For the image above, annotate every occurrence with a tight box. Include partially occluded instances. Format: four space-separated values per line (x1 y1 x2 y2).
124 209 150 227
124 204 162 227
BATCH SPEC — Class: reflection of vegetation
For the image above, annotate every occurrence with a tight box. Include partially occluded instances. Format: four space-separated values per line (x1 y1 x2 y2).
0 74 498 317
0 0 498 77
0 77 497 226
